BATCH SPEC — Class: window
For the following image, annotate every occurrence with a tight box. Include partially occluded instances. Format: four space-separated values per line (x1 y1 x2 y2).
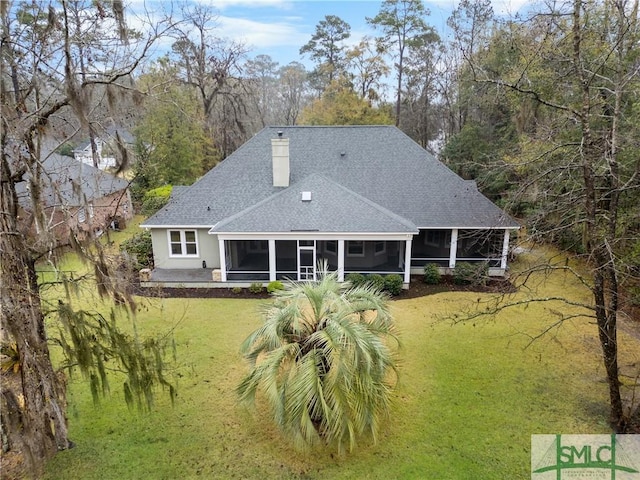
347 241 364 257
169 230 198 257
374 241 386 255
325 240 337 254
77 207 86 223
88 203 94 218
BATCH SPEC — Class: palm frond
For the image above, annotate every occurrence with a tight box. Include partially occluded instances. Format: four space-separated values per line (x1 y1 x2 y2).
237 266 399 452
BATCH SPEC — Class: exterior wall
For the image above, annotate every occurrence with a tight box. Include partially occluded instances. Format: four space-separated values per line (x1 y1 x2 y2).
18 188 133 245
74 138 135 171
151 229 220 269
92 189 133 231
74 140 118 170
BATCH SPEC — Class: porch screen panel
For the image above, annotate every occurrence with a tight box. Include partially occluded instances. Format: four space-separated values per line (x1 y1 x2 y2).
456 230 503 266
317 241 338 271
276 240 297 279
411 230 451 267
344 241 402 274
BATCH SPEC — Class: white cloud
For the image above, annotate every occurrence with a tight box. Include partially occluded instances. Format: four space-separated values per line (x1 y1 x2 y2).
216 15 309 48
427 0 533 16
198 0 293 10
490 0 532 15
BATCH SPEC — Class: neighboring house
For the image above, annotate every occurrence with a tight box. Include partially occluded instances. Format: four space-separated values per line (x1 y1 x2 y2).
73 128 135 170
141 126 519 287
16 154 133 243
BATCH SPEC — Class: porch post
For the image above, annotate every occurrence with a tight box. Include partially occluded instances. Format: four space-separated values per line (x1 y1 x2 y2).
337 240 345 282
269 239 276 281
218 238 227 282
500 230 510 270
449 228 459 269
403 238 412 283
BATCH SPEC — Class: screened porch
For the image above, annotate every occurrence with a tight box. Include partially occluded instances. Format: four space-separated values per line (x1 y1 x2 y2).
222 239 406 282
410 229 510 271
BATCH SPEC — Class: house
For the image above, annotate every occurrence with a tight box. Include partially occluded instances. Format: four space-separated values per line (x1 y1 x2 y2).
73 127 135 170
140 126 519 287
16 154 133 243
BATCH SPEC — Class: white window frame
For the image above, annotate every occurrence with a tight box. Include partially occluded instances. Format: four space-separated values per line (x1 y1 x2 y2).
374 241 386 256
77 207 86 223
168 229 199 257
347 240 365 257
325 240 337 254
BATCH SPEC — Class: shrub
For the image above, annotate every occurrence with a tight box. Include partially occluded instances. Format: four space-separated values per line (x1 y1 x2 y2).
367 274 385 291
141 185 173 216
267 280 284 294
249 282 263 294
423 263 441 285
143 184 173 201
120 231 154 269
384 274 403 296
345 272 365 288
453 262 488 286
232 286 243 295
55 142 76 157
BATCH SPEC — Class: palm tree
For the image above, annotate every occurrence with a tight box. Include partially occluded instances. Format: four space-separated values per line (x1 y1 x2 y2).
237 265 399 452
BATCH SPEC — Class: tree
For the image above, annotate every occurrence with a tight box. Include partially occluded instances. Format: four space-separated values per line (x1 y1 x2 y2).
170 5 249 158
134 60 213 188
401 36 443 149
276 62 310 125
237 266 399 452
299 81 394 126
244 54 280 128
345 36 390 102
299 15 351 93
1 2 174 476
448 0 640 430
367 0 438 127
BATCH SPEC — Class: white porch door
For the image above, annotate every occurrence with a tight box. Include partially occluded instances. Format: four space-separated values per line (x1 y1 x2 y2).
298 240 316 281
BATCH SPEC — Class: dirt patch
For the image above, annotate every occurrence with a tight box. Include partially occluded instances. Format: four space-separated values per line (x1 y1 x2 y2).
132 275 516 300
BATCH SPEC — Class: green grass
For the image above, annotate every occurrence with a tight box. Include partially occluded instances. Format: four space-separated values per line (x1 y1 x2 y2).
42 246 640 479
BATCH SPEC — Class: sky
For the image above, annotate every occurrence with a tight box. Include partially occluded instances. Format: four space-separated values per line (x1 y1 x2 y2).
130 0 532 68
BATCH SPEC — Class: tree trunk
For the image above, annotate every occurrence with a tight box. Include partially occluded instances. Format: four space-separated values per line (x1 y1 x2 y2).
395 55 403 127
571 0 624 429
1 161 70 478
593 270 624 428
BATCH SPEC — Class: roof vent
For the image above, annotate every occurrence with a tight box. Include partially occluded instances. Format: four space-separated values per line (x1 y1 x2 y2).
340 151 346 157
301 191 312 202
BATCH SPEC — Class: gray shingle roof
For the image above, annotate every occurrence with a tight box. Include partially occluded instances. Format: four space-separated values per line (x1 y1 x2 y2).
212 173 417 233
142 126 519 230
16 153 129 209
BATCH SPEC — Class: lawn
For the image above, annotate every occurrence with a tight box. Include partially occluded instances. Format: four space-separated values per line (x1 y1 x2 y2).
42 247 640 479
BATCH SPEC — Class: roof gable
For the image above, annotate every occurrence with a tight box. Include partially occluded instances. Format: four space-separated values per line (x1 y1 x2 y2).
211 173 417 234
